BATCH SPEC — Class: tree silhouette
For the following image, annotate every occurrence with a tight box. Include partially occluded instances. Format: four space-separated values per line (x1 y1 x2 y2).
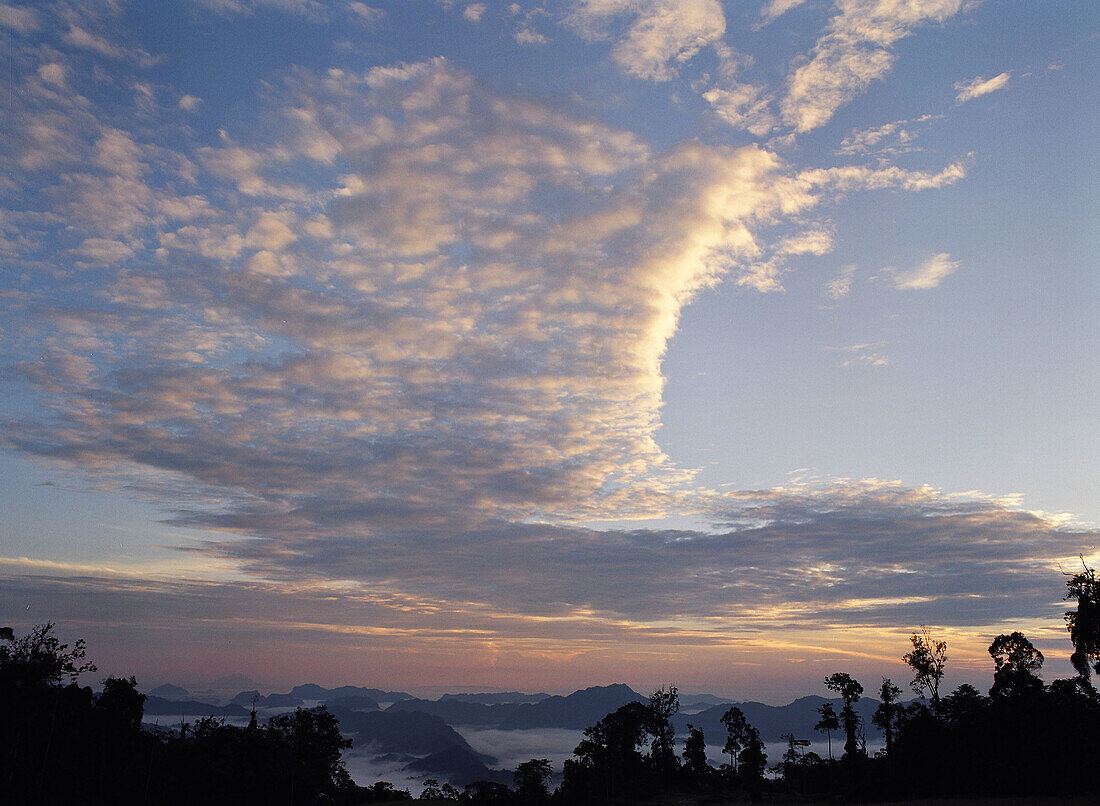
823 673 864 759
814 701 839 760
737 726 767 783
872 677 902 754
720 705 748 769
680 724 709 777
0 622 96 688
564 700 650 800
988 631 1044 699
646 684 679 780
1065 562 1100 683
97 675 146 730
780 732 810 770
903 626 947 705
513 758 552 802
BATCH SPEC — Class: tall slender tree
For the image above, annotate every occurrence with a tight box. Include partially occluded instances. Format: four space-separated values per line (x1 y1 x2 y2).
823 673 864 759
814 702 839 760
903 626 948 705
872 678 902 754
1065 562 1100 684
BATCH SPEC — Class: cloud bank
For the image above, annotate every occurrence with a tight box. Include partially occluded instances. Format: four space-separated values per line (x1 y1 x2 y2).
0 0 1082 694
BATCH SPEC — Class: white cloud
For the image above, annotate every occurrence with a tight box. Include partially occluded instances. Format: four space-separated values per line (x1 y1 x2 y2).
246 210 297 251
825 341 889 367
782 0 968 133
778 228 833 256
0 2 40 33
65 23 129 59
37 63 67 87
837 115 940 156
178 94 202 111
75 237 135 263
824 264 856 300
515 26 547 45
703 82 777 136
567 0 726 81
348 2 385 25
889 252 958 290
755 0 807 29
955 71 1010 104
463 3 487 23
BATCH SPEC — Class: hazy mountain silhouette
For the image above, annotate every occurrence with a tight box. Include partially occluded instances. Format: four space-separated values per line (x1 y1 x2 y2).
672 694 887 743
143 695 250 718
326 694 380 711
229 689 305 708
148 683 190 698
498 683 644 729
440 691 549 704
386 697 506 726
330 707 488 758
403 745 511 787
289 683 411 703
385 683 645 730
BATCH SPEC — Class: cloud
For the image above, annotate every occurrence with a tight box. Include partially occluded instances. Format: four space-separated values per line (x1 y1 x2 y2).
0 12 1005 688
782 0 968 132
3 481 1092 664
955 71 1010 104
1 53 972 545
889 252 958 290
0 3 40 33
703 82 777 136
824 341 888 367
463 3 487 23
348 2 385 25
755 0 807 29
37 62 68 87
566 0 726 81
837 114 941 156
178 94 202 111
824 264 856 300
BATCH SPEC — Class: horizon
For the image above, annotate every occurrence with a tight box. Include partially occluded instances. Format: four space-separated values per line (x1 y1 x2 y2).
1 0 1096 703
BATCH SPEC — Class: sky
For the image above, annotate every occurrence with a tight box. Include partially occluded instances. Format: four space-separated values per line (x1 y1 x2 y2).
0 0 1097 703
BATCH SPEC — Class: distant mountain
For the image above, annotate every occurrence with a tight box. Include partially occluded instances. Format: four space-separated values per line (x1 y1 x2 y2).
386 683 644 731
289 683 411 703
331 708 491 759
498 683 644 730
403 745 511 787
229 689 263 707
679 693 727 708
327 694 380 711
229 690 307 708
386 697 509 726
439 691 549 705
671 695 886 744
148 683 190 699
265 692 305 707
143 696 249 718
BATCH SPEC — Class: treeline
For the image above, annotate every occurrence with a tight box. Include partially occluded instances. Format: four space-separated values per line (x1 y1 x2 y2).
0 624 357 805
546 564 1100 804
3 564 1097 805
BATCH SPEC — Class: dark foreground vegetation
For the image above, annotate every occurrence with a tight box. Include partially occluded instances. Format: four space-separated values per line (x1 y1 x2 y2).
3 565 1098 805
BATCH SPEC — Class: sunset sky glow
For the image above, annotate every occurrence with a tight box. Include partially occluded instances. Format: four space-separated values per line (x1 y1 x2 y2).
1 0 1097 701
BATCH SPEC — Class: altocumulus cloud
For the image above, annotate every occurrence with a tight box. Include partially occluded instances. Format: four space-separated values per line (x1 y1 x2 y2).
0 3 1086 677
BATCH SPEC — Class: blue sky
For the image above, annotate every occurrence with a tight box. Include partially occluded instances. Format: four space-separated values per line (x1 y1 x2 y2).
1 0 1097 700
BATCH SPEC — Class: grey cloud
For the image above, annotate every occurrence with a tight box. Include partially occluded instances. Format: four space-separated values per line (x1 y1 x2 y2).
174 482 1093 633
0 27 1010 660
